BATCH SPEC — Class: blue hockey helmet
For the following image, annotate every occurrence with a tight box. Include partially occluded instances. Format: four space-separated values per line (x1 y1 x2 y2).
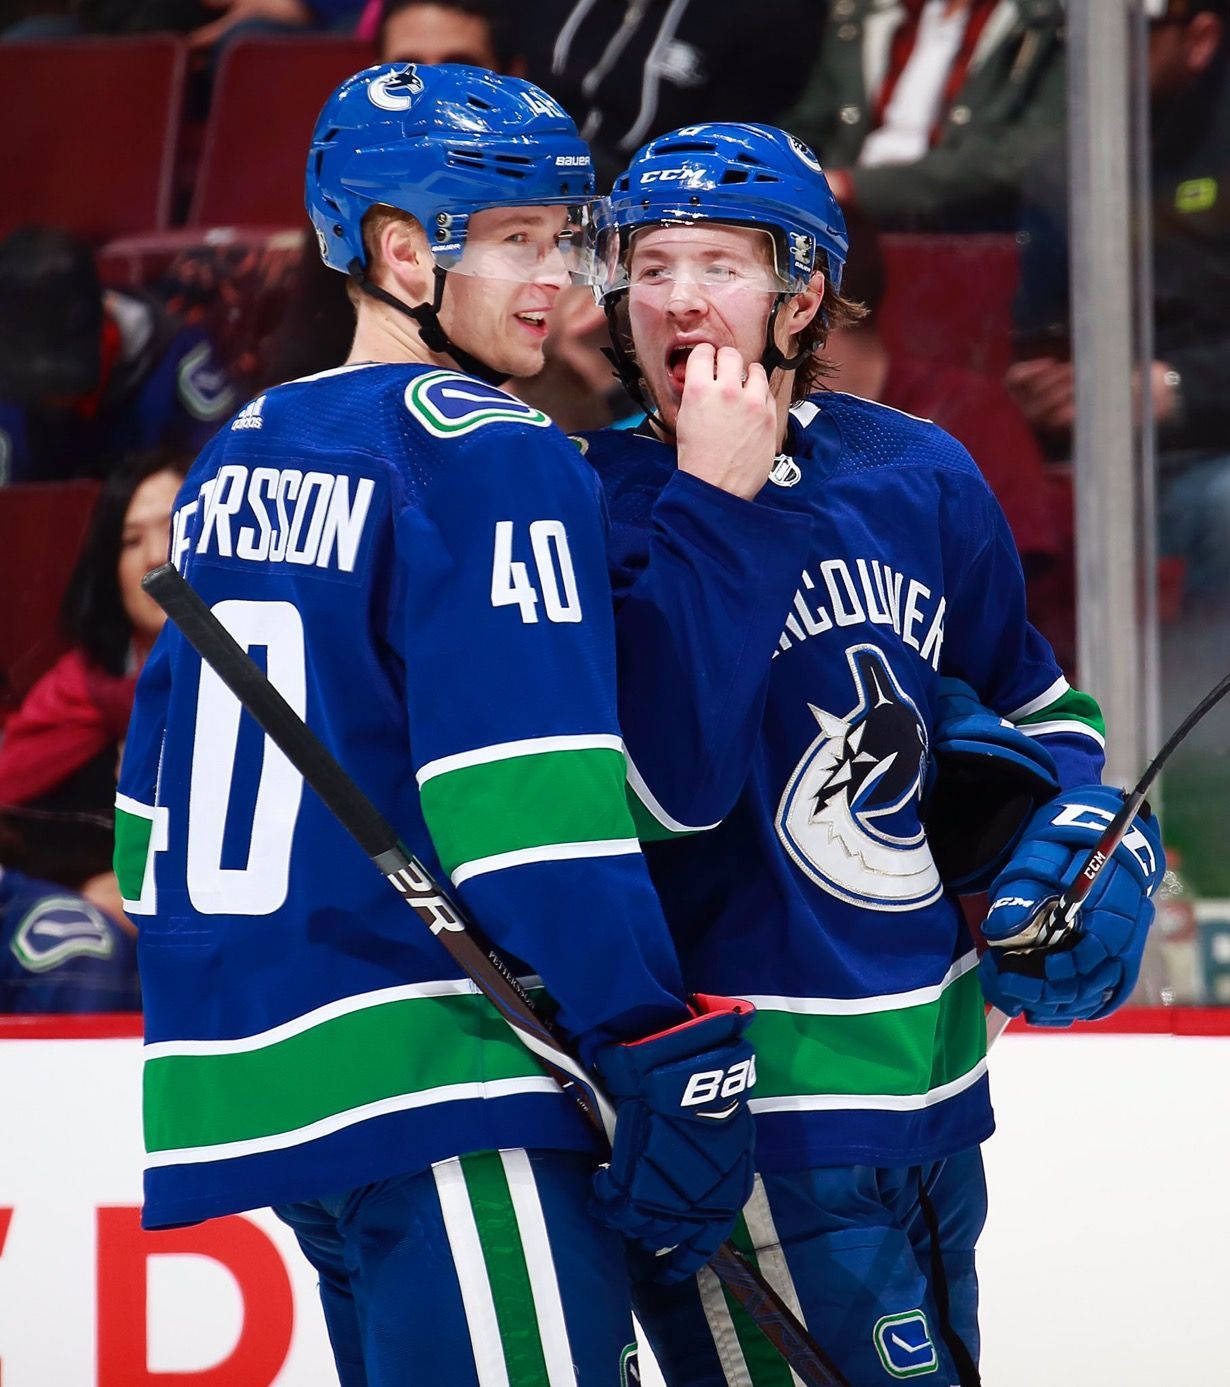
593 122 848 299
306 63 597 278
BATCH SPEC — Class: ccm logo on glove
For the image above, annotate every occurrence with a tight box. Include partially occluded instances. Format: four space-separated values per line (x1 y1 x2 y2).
681 1056 757 1115
1047 802 1160 878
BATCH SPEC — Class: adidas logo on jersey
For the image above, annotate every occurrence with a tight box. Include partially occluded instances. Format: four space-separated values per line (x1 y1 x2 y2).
231 395 265 431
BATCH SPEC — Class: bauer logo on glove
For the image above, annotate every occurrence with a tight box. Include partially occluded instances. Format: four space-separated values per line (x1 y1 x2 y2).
680 1055 756 1116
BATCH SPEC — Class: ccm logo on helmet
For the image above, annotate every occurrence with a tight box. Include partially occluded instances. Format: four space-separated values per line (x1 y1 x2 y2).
641 167 702 184
681 1057 756 1117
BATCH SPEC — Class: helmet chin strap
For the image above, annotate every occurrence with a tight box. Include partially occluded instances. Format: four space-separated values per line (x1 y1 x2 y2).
348 260 511 387
601 289 804 438
600 290 672 436
759 294 808 375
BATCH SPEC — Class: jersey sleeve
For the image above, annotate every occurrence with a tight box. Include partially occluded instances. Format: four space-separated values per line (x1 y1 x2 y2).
939 463 1106 790
388 425 688 1062
610 471 814 837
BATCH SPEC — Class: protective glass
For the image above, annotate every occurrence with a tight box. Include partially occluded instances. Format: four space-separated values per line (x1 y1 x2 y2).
591 216 790 301
433 202 597 285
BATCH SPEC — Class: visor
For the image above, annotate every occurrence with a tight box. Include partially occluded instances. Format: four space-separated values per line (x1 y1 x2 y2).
590 201 803 301
431 200 597 285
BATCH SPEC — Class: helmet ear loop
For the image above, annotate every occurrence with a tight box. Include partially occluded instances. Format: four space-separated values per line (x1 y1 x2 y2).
600 289 672 436
759 292 809 378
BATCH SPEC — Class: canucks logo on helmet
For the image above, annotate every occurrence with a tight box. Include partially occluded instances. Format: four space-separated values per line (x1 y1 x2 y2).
776 645 941 910
368 64 425 111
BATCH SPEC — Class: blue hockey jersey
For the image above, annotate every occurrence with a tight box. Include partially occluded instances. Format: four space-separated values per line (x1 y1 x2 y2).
114 362 810 1229
585 393 1107 1171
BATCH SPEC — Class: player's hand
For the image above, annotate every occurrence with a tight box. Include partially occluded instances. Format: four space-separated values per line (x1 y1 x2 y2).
675 344 778 501
189 0 312 49
589 994 757 1283
978 786 1164 1024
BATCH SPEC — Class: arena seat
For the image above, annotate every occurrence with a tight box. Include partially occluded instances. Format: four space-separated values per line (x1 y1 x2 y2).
0 482 100 725
188 37 375 229
0 38 186 242
878 233 1020 378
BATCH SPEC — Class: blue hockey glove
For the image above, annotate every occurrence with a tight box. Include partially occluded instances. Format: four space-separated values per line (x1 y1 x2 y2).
590 994 756 1284
978 785 1164 1025
924 677 1059 892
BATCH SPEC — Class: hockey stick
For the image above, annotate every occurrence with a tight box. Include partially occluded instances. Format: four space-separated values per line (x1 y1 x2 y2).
986 665 1230 1045
142 563 850 1387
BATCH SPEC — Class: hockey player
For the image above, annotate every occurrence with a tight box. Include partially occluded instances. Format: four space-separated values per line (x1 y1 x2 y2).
113 68 805 1386
582 123 1166 1385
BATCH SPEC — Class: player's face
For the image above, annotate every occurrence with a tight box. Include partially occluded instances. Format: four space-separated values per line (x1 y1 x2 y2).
440 206 574 378
381 3 501 68
625 224 781 431
118 468 181 646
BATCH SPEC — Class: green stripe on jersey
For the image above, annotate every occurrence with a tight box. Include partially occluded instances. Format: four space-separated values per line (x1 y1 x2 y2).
460 1152 552 1387
144 989 544 1157
114 804 153 902
747 962 986 1104
419 745 635 878
1015 686 1106 739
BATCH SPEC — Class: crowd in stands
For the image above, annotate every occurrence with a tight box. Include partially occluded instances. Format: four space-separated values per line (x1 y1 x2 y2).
2 0 1228 1011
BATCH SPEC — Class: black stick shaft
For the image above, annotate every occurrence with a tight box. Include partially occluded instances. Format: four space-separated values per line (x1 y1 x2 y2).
143 563 849 1387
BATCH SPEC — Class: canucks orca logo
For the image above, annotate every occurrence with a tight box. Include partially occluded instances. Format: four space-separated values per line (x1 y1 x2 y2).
776 644 941 911
787 134 823 173
404 370 551 437
368 65 425 111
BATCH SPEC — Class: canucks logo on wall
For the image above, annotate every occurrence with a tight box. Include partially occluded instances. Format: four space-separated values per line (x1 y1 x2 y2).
775 644 941 910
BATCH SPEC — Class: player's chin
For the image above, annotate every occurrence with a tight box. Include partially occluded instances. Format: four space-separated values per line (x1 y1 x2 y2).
500 336 548 380
644 375 680 431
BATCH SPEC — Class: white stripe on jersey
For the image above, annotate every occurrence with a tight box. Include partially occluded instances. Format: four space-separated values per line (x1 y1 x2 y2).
742 1176 809 1387
435 1157 512 1387
450 838 640 887
1006 675 1070 721
416 734 625 787
738 951 978 1018
750 1058 989 1116
142 976 542 1060
696 1263 754 1386
500 1150 578 1387
1019 719 1107 748
625 752 722 835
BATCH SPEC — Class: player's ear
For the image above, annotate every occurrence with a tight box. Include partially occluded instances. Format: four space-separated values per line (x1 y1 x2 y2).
376 217 433 303
777 271 824 348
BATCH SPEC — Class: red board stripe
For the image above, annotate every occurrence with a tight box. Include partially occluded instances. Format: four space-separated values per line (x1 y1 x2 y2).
0 1014 143 1040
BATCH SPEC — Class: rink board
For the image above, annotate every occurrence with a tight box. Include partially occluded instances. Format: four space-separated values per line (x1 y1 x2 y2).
0 1016 1227 1385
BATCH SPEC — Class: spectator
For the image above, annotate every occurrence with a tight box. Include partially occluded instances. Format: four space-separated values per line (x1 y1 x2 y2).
1 3 79 38
824 211 1075 667
188 0 363 50
527 0 823 186
366 0 524 70
0 228 236 486
785 0 1066 231
1008 0 1230 612
0 453 187 911
0 866 140 1013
